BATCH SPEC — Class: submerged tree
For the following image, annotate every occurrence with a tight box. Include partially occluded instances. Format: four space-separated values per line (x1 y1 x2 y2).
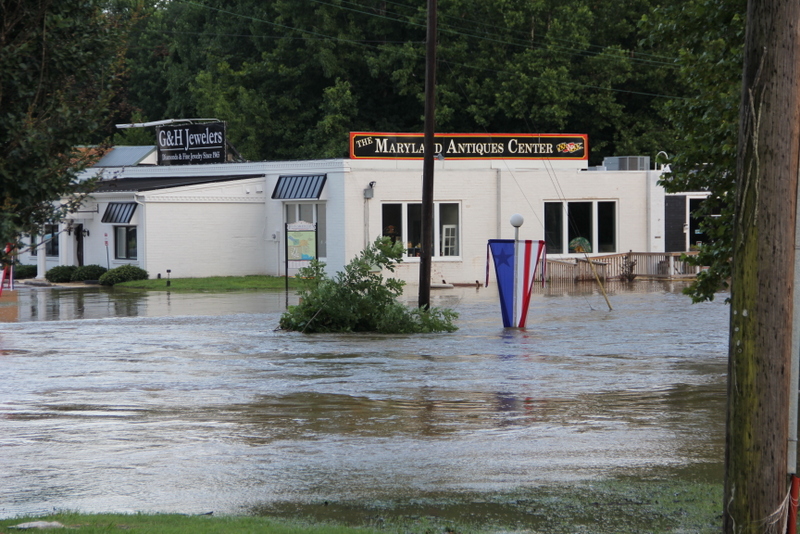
279 237 458 334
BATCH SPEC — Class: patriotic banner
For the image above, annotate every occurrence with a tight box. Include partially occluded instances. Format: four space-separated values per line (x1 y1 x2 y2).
485 239 546 328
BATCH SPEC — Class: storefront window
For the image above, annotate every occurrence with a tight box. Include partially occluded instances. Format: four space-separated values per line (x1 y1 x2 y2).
382 202 460 258
545 200 616 254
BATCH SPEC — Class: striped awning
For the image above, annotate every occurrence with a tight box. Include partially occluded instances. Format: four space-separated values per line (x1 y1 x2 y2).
271 175 327 199
101 202 137 224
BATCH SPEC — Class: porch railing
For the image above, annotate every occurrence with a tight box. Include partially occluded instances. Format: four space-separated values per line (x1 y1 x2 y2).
544 251 702 281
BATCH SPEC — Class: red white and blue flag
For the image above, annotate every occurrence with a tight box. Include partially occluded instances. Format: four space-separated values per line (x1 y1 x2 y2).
485 239 546 328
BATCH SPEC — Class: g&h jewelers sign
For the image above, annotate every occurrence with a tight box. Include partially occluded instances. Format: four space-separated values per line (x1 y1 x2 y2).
157 122 227 165
349 132 588 160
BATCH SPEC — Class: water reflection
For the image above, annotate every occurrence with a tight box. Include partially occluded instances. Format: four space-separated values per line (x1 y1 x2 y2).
0 286 297 322
0 281 729 518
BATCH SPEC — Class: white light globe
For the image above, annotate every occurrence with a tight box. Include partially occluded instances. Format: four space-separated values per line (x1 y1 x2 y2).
510 213 524 228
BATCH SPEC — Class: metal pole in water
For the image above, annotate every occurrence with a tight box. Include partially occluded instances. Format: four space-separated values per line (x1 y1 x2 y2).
510 214 523 327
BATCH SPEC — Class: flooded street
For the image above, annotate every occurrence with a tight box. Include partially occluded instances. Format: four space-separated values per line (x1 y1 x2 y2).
0 281 729 519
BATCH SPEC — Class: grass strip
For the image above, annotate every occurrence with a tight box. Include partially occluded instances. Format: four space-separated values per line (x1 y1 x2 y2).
0 480 726 534
0 514 382 534
116 275 305 292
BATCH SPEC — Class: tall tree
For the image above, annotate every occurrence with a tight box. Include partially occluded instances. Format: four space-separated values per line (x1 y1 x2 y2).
723 0 800 532
642 0 746 303
0 0 124 253
122 0 678 164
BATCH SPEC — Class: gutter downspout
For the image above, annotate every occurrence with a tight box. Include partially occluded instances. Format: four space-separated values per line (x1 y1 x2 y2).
133 193 147 271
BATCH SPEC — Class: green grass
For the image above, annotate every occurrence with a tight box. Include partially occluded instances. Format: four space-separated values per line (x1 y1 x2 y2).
0 514 384 534
257 480 725 534
0 479 727 534
116 275 305 292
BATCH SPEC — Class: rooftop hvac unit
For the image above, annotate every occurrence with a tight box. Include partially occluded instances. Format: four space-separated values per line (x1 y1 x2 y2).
602 156 650 171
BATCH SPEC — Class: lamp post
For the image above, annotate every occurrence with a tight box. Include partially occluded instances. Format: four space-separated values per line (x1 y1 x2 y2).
510 214 524 321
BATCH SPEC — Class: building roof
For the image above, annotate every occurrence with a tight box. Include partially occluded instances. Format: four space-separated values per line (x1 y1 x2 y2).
94 146 156 167
93 174 265 193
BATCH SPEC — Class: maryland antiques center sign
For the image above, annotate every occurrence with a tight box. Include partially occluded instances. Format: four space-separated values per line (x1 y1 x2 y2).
157 122 227 165
349 132 588 160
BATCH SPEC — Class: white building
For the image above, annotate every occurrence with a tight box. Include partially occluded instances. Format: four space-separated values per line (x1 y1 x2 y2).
21 133 706 284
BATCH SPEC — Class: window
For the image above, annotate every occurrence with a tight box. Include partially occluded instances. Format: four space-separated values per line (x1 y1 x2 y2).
285 203 326 257
544 203 563 254
544 201 616 254
381 202 460 258
115 226 137 259
31 225 59 257
439 203 459 256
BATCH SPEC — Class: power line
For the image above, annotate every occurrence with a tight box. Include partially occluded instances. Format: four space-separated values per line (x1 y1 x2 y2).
153 1 688 101
307 0 679 68
172 0 679 69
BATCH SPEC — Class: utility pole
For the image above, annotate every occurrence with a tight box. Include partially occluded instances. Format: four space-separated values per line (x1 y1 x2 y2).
418 0 437 309
723 0 800 532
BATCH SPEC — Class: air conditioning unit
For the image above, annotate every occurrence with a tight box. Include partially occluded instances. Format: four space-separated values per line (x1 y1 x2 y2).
602 156 650 171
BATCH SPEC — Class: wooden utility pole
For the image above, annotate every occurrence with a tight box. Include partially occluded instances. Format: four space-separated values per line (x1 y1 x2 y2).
723 1 800 532
418 0 437 309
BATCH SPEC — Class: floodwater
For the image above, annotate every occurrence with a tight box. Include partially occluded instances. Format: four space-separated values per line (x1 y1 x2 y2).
0 281 729 519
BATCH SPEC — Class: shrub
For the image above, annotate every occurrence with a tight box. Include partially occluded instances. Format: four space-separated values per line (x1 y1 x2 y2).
621 250 637 282
99 264 149 286
71 264 107 282
279 236 458 334
13 264 37 279
45 265 78 283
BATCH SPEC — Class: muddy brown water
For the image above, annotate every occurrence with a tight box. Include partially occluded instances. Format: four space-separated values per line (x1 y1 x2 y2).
0 281 728 519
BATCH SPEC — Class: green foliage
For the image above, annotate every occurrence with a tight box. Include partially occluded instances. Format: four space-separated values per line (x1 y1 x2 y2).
71 264 108 282
99 264 149 286
117 275 301 291
13 263 38 279
121 0 680 165
642 0 746 302
0 0 125 252
280 237 458 334
45 265 78 284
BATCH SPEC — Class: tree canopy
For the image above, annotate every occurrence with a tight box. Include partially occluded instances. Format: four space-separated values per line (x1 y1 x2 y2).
0 0 125 252
643 0 746 302
120 0 683 165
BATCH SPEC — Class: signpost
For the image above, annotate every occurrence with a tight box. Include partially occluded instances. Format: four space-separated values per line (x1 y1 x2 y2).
284 221 317 307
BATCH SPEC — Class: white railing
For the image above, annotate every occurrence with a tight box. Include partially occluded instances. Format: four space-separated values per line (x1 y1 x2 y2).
545 252 702 281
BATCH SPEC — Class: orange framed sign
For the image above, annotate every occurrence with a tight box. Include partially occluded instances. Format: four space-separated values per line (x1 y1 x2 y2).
349 132 588 160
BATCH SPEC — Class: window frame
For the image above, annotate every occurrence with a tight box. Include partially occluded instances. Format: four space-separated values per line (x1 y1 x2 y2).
544 200 617 254
30 224 59 257
381 201 461 259
114 226 137 260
